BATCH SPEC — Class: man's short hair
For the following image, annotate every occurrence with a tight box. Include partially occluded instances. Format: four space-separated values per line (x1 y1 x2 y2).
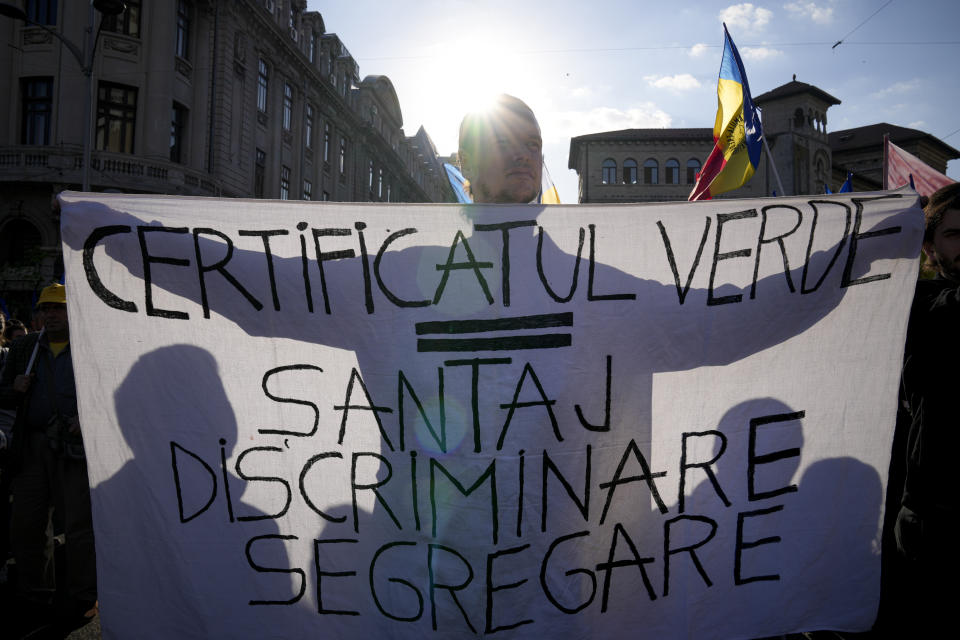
924 182 960 242
458 94 538 162
1 318 25 346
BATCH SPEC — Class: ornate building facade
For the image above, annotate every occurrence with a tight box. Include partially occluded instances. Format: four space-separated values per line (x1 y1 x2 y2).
0 0 453 317
569 78 957 204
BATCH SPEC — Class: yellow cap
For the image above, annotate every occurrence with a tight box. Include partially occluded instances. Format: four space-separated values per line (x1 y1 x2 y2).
37 283 66 307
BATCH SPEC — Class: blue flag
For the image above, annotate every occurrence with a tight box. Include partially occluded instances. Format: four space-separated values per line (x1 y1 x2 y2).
838 172 853 193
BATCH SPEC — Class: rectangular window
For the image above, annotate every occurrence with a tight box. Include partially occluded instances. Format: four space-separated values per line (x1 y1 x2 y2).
601 164 616 185
257 58 269 113
96 82 138 153
339 136 346 174
280 165 290 200
103 0 140 37
321 190 330 201
254 148 266 198
176 0 191 60
323 122 331 163
644 164 658 185
386 184 391 202
21 77 53 145
309 31 317 64
305 103 314 149
378 168 383 199
282 83 293 131
26 0 57 25
368 160 374 189
303 180 312 201
170 102 187 163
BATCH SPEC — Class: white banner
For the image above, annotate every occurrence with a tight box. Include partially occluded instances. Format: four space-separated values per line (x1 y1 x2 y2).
60 190 921 639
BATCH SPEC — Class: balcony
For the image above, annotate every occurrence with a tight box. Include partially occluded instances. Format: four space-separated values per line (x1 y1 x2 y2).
0 145 222 196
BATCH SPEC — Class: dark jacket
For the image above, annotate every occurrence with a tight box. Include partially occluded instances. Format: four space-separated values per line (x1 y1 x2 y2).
0 331 78 473
896 278 960 558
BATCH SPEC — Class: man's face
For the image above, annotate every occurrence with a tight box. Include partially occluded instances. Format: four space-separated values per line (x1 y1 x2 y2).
924 208 960 280
39 303 68 334
466 111 542 204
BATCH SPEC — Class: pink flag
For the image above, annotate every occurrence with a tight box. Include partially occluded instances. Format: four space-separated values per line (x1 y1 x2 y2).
884 137 955 197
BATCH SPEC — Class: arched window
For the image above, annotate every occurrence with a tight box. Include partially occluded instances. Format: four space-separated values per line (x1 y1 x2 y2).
601 158 617 185
815 153 828 187
665 159 680 185
686 158 701 184
643 159 658 185
0 219 42 267
623 158 638 184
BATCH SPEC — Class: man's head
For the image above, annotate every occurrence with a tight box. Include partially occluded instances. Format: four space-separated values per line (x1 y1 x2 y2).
923 183 960 281
458 94 543 204
36 283 68 339
1 318 26 346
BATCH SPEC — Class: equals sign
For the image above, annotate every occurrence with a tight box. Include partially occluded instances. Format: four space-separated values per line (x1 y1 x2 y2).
415 313 573 353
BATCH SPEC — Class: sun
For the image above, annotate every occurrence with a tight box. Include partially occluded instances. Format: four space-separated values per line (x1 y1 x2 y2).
436 35 518 115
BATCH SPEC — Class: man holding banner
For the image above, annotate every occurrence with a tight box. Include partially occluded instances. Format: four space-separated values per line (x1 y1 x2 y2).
54 88 925 638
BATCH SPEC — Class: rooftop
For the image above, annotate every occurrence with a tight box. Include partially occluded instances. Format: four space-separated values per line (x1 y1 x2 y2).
570 128 712 143
829 122 960 158
754 80 841 107
568 128 712 168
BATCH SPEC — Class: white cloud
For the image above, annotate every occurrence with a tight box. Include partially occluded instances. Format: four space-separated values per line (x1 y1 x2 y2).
644 74 702 91
542 104 673 142
570 86 592 98
870 79 921 98
719 3 773 31
689 43 710 57
783 2 834 24
741 46 783 61
908 120 927 129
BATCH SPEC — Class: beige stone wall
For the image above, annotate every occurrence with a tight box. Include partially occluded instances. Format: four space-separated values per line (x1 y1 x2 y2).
0 0 452 298
574 137 773 203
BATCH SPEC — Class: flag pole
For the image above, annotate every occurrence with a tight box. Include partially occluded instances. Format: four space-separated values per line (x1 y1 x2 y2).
882 133 889 190
759 108 786 196
763 135 786 196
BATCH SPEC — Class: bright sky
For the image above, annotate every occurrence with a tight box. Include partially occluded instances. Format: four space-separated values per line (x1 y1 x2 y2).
307 0 960 202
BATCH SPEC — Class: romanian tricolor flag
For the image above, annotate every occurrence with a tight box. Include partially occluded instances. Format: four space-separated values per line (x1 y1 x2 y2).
689 24 763 201
540 162 561 204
